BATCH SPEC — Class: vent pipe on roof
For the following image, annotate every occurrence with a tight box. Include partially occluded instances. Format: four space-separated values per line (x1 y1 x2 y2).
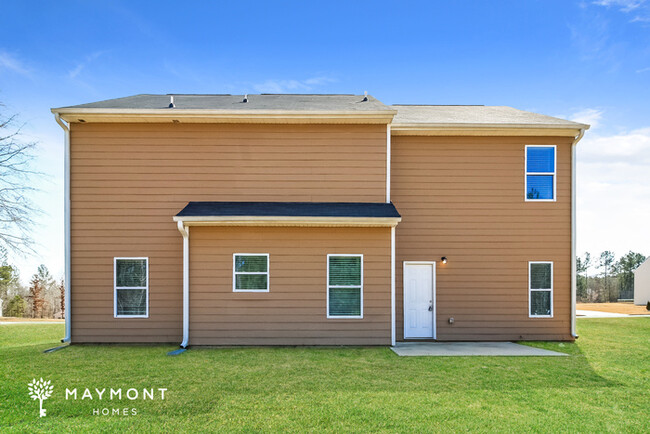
169 96 175 108
362 91 368 102
243 94 248 103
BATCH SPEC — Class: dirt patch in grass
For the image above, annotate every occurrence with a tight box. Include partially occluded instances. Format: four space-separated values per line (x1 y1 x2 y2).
577 302 649 315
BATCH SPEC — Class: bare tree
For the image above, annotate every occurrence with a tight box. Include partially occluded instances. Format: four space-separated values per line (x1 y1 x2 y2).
577 252 592 301
27 265 54 318
599 251 616 302
59 278 65 319
0 103 40 255
28 271 45 318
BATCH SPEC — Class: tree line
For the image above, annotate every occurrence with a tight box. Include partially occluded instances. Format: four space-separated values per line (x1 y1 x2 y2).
577 250 646 303
0 250 64 318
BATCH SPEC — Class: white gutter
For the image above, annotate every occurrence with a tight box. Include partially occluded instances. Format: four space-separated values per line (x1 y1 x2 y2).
54 114 71 343
172 215 401 227
391 122 588 129
52 108 399 117
390 125 587 137
571 128 586 339
51 109 398 125
177 221 190 348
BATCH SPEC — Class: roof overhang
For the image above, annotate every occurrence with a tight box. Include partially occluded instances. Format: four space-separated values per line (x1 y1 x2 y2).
50 108 397 124
391 123 589 137
173 215 401 227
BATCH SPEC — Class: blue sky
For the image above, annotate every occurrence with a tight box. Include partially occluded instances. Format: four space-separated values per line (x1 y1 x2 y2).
1 0 650 281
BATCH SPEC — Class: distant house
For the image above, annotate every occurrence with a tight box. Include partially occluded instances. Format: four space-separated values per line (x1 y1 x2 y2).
51 94 589 346
633 259 650 306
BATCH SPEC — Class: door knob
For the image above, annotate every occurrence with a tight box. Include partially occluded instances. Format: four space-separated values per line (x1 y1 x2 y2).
428 304 433 312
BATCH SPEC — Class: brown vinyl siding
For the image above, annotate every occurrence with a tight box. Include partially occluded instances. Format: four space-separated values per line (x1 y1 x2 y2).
189 227 390 345
70 123 387 343
392 136 573 341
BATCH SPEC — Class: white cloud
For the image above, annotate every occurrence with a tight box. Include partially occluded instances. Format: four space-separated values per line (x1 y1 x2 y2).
593 0 650 22
303 76 337 86
0 50 30 76
252 76 337 93
579 127 650 164
576 123 650 258
571 108 604 129
593 0 645 12
67 51 106 79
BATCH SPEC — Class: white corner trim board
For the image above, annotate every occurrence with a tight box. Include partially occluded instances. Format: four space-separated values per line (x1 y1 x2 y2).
54 114 71 343
571 128 586 338
386 124 391 203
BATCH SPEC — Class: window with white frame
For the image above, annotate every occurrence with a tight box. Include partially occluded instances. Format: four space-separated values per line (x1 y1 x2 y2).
233 254 269 292
114 257 148 318
525 145 556 201
529 261 553 317
327 254 363 318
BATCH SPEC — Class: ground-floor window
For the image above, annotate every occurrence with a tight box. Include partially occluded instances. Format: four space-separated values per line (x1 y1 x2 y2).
529 261 553 318
114 257 148 318
233 254 269 292
327 254 363 318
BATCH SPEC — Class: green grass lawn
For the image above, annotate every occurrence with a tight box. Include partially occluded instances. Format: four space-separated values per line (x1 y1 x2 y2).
1 319 649 432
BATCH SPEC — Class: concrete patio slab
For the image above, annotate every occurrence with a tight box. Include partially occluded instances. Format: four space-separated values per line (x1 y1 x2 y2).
391 341 568 357
576 310 630 318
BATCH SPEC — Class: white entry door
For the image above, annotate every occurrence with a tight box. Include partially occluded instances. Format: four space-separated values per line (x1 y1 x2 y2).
403 262 436 339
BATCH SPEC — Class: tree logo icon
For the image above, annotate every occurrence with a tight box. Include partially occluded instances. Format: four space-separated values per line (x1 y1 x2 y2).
28 378 54 417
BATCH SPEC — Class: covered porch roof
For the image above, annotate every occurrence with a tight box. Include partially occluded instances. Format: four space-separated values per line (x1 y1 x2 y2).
173 201 402 227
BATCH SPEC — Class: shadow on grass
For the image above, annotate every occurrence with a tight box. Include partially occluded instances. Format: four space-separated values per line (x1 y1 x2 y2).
0 325 630 430
39 342 618 393
1 328 618 404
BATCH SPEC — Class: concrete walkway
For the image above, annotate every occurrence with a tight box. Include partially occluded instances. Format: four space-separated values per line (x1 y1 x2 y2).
576 310 650 318
576 310 631 318
391 341 568 357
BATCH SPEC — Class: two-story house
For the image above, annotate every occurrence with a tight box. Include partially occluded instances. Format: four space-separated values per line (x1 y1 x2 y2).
52 94 588 346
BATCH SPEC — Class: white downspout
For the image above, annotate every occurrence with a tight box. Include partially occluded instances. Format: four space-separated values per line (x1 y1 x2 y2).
177 221 190 348
387 124 396 346
54 114 71 343
571 128 586 339
386 124 391 203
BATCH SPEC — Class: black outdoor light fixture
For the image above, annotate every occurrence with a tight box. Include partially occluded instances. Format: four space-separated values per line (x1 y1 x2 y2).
441 257 448 264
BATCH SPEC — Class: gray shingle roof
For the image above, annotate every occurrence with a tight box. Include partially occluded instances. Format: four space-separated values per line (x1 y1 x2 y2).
392 105 588 128
53 95 587 129
175 201 401 218
55 94 393 112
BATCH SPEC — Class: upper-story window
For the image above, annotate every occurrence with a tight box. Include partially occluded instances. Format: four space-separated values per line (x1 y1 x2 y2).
525 145 556 201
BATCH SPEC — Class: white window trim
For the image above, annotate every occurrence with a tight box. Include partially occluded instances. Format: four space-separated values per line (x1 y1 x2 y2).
529 261 553 318
326 254 364 319
233 253 270 292
114 257 149 319
525 145 557 202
